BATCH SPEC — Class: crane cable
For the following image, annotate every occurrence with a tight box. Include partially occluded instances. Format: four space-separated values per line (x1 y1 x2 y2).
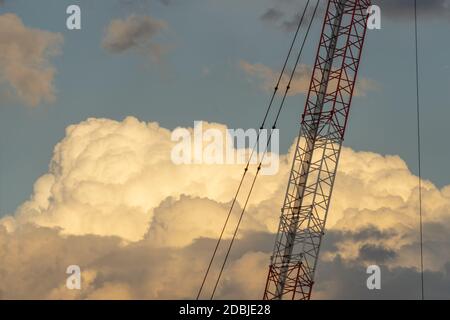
209 0 321 300
200 0 425 301
414 0 424 301
195 0 313 300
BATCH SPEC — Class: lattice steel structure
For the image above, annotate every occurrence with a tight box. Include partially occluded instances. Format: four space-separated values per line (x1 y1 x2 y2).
264 0 371 300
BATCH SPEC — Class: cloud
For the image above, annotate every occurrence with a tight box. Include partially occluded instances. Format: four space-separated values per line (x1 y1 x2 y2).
261 8 284 22
0 14 63 107
147 195 247 247
119 0 175 7
358 243 397 263
1 117 450 299
377 0 450 20
314 256 450 300
239 60 309 95
239 60 378 97
260 0 325 32
262 0 450 32
6 117 278 241
102 15 168 62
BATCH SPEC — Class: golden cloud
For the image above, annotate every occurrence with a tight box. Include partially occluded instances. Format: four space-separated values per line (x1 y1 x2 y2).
1 117 449 299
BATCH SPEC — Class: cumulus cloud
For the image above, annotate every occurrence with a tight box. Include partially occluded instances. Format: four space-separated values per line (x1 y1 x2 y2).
7 117 283 241
0 14 63 107
147 195 256 247
1 117 450 299
102 15 168 62
239 60 378 97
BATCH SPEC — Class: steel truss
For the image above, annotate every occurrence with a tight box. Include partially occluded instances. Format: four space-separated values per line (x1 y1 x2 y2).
264 0 371 300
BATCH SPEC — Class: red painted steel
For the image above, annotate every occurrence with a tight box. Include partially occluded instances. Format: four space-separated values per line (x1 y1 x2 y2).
264 0 371 300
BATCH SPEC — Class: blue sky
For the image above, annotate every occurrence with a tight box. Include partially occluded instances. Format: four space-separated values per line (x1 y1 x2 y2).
1 0 450 216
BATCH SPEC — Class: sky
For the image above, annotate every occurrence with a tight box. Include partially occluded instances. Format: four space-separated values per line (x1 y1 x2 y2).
0 0 450 215
0 0 450 299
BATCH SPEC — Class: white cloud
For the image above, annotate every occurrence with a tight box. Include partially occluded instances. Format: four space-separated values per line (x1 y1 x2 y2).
1 117 450 299
7 117 282 241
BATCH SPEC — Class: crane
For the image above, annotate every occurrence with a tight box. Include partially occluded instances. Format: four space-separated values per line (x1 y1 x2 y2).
263 0 372 300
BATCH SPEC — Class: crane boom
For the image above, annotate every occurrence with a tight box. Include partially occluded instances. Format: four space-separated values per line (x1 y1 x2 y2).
263 0 371 300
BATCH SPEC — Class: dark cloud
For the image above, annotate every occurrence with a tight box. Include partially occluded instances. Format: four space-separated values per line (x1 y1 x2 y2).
315 257 450 299
262 0 450 32
119 0 176 7
321 227 398 253
312 221 450 299
351 226 398 241
0 225 272 299
359 244 397 262
102 14 168 62
377 0 450 19
261 8 284 22
2 218 450 299
261 1 326 32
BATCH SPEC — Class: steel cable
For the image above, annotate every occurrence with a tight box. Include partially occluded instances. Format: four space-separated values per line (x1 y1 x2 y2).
209 0 321 299
414 0 425 301
195 0 313 300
